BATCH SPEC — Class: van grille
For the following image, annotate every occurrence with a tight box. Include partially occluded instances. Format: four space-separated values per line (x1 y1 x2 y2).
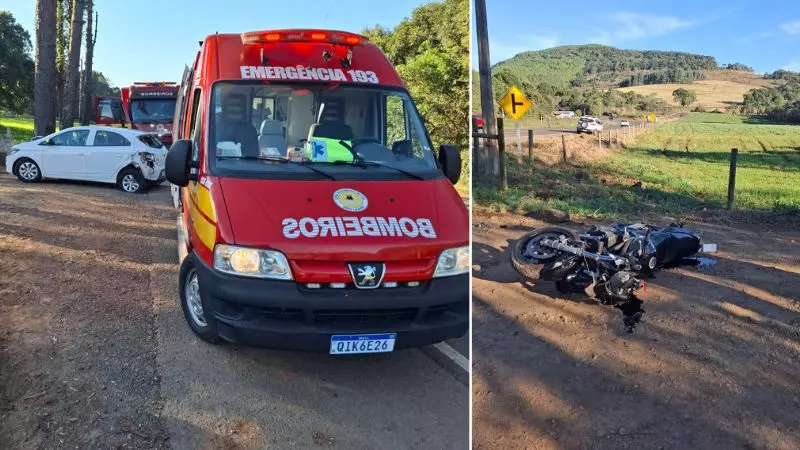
313 308 418 327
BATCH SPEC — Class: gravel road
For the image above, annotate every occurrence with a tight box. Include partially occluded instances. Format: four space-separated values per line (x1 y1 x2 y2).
0 174 468 449
472 210 800 450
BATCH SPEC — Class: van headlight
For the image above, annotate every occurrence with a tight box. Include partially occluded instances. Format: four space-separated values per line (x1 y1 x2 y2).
433 246 470 278
213 244 293 280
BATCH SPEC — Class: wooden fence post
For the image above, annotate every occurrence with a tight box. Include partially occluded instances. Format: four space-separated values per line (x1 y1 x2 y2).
528 129 534 171
472 116 481 176
498 118 507 191
561 134 567 163
727 148 738 210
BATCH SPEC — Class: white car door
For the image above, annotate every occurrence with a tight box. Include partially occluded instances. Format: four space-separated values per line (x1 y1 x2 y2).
41 129 90 179
87 130 134 182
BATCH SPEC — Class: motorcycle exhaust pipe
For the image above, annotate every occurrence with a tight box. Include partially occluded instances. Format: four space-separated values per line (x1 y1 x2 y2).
540 238 625 266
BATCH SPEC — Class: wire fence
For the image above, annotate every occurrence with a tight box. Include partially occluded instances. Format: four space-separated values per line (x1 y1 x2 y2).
472 117 659 191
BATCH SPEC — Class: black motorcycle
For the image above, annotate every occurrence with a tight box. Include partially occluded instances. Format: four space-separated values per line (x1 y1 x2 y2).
511 222 715 304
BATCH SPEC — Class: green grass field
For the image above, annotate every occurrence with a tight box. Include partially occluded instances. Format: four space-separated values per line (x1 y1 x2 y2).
476 112 800 218
0 117 36 142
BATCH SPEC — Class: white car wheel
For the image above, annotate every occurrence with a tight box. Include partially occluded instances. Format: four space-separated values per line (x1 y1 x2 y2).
15 159 42 183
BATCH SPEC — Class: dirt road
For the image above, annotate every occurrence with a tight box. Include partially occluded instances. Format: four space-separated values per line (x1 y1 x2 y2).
472 210 800 450
0 174 468 449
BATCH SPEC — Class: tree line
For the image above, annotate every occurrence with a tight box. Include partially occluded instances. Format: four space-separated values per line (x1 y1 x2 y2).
362 0 468 153
25 0 112 136
619 69 706 87
723 63 753 72
742 70 800 123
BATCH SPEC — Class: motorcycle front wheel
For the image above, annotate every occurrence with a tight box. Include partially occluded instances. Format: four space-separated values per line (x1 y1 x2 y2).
511 227 577 279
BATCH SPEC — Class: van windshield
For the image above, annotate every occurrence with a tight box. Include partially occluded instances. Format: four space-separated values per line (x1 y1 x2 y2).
208 82 441 181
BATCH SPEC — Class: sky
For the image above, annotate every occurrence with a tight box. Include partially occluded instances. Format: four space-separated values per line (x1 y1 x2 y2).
3 0 427 87
473 0 800 74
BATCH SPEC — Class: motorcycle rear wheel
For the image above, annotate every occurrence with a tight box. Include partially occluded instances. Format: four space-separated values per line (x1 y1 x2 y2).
511 227 577 279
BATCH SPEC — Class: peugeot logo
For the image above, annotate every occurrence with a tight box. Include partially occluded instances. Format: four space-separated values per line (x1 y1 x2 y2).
347 262 385 289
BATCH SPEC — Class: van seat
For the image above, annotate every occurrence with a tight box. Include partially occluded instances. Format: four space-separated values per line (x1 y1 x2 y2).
258 119 287 156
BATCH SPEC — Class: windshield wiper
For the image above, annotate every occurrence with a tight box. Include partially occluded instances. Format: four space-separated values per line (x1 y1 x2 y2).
216 155 336 180
334 159 426 181
336 140 426 180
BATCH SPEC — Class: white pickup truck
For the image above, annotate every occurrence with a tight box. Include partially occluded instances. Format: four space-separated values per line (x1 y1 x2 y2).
577 117 603 134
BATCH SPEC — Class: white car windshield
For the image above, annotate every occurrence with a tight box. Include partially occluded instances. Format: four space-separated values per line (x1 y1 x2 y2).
207 82 440 181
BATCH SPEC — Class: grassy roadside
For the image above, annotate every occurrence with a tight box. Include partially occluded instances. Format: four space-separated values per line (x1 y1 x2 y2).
0 117 36 142
475 113 800 220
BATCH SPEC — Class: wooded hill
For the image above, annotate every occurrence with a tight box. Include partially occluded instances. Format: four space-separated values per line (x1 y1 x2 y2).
473 44 796 120
491 44 719 93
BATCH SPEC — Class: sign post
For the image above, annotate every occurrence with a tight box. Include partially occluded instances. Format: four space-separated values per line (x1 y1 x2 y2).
499 86 532 121
499 86 532 163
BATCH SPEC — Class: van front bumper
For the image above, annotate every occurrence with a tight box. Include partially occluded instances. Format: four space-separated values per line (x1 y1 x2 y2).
193 254 469 352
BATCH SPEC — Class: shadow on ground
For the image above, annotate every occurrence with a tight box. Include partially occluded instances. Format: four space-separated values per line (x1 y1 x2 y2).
472 212 800 450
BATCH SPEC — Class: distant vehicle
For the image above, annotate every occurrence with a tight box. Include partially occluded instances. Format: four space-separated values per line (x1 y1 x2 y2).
620 119 630 127
553 111 575 118
577 117 603 134
94 81 179 147
472 113 484 129
5 126 167 193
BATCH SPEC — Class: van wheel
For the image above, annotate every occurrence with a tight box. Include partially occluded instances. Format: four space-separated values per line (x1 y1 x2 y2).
14 158 42 182
117 168 146 193
179 256 220 343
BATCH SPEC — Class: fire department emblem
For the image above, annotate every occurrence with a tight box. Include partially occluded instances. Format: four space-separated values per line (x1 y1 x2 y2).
333 188 368 212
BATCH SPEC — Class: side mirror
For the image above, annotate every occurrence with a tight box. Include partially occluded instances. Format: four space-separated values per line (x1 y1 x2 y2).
438 144 461 185
165 139 194 187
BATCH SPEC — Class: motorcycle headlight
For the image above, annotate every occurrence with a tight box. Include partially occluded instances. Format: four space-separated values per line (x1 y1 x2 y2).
433 246 470 278
213 244 293 280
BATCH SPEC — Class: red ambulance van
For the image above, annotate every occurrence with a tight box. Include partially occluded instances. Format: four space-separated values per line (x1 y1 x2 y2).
166 29 468 354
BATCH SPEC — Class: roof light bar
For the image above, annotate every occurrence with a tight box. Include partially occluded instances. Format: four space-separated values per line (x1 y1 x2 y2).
241 30 364 46
132 82 177 87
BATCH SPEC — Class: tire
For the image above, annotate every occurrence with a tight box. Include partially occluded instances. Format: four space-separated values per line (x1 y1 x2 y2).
510 227 578 280
179 256 221 343
555 280 572 294
117 167 146 193
13 158 42 183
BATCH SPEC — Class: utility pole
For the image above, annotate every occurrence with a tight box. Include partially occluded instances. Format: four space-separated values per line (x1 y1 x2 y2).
475 0 498 176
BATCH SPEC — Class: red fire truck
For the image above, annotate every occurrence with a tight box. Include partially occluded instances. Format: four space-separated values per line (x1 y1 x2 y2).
94 81 179 146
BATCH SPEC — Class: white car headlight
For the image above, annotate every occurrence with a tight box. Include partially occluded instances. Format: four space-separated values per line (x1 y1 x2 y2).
433 246 470 278
213 244 293 280
7 147 20 155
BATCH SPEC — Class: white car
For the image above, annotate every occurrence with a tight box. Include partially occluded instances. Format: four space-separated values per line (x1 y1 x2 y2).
5 126 168 193
577 117 603 134
620 119 630 127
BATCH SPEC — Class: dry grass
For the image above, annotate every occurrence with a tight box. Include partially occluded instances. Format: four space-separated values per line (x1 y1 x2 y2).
617 71 777 110
491 126 656 167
